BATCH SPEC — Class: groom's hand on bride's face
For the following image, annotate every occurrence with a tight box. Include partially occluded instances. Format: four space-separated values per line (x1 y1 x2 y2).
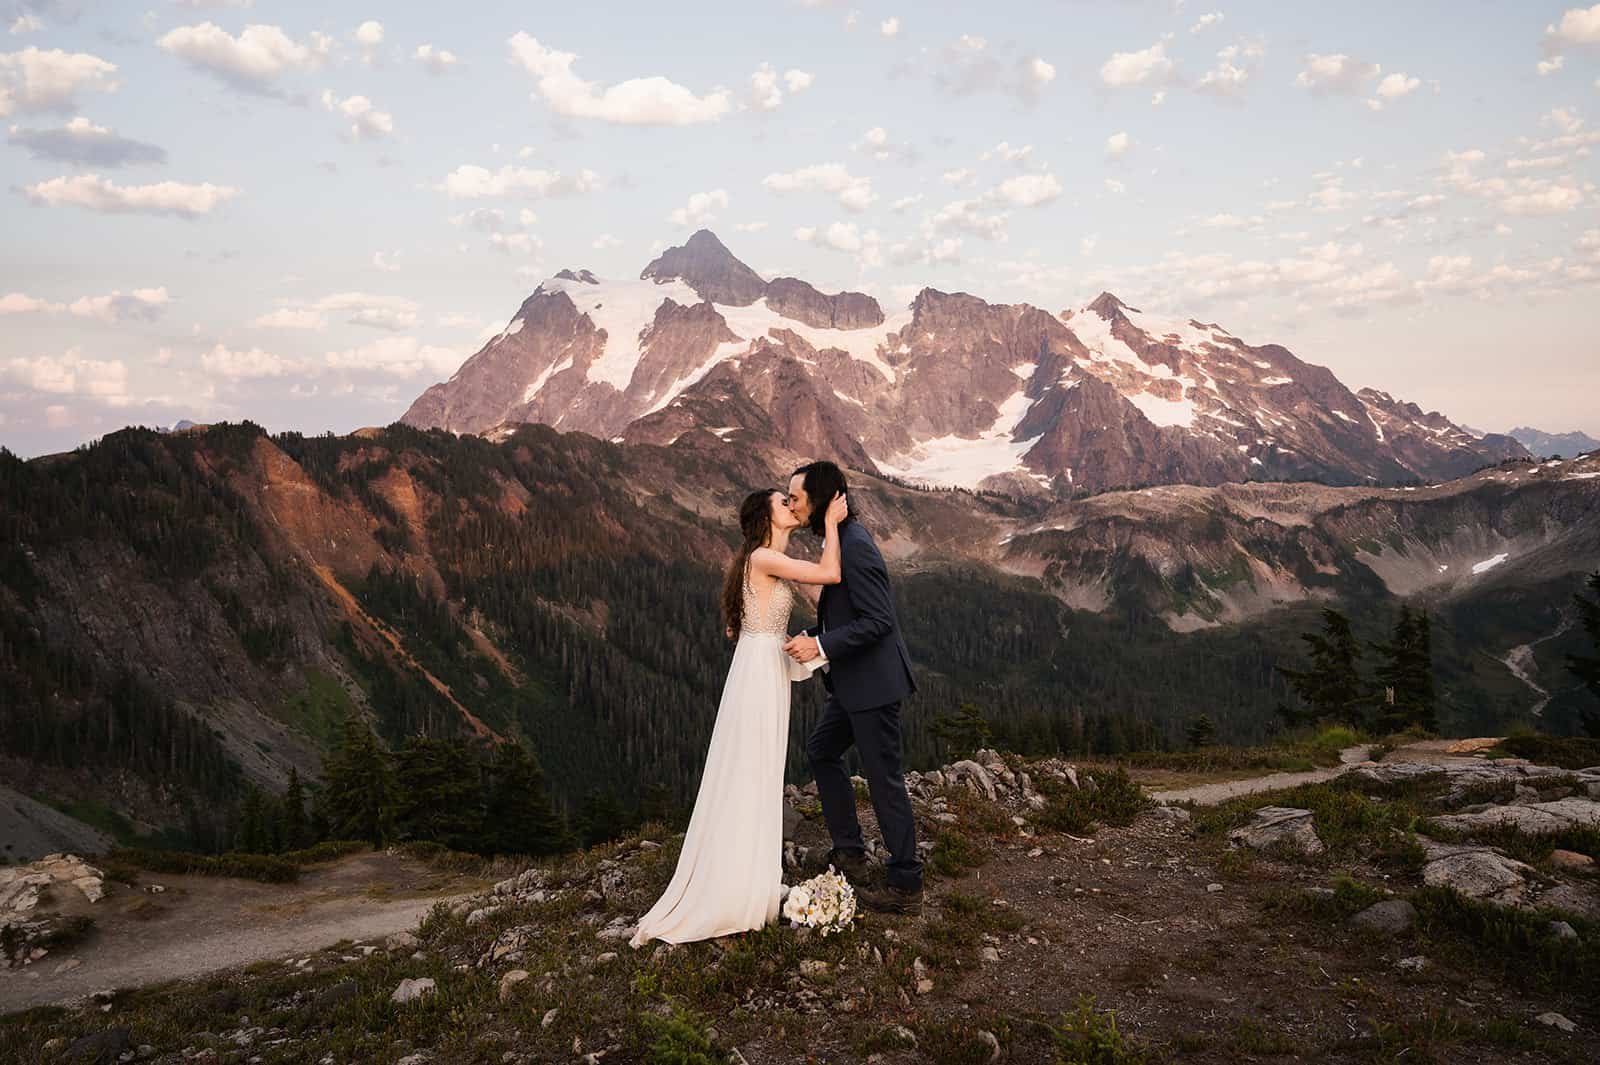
783 634 820 662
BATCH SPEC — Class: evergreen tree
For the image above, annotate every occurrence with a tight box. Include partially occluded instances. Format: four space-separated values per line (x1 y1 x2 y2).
930 702 993 761
1568 571 1600 737
576 788 633 848
636 780 678 829
322 718 396 847
236 787 267 853
1370 605 1437 733
280 766 308 851
392 736 484 851
1275 608 1368 728
1185 714 1217 748
482 741 572 857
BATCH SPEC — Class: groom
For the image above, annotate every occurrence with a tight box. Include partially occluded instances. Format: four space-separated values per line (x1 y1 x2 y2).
783 460 923 916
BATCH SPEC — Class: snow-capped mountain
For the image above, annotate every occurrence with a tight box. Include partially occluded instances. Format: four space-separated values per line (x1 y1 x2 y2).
402 230 1529 494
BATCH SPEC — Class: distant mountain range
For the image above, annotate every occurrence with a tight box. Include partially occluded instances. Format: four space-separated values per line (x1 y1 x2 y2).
1505 426 1600 460
403 230 1529 495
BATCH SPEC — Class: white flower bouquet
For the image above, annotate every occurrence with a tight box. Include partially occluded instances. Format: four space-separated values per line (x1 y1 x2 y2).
781 866 857 936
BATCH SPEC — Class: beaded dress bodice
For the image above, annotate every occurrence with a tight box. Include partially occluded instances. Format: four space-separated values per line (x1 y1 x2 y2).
741 567 796 638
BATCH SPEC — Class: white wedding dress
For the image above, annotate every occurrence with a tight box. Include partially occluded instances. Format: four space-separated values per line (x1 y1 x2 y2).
630 568 797 947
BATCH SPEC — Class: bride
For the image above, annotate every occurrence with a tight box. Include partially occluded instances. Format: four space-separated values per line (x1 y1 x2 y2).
630 485 848 947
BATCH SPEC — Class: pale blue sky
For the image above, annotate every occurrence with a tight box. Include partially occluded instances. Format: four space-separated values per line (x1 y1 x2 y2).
3 0 1598 457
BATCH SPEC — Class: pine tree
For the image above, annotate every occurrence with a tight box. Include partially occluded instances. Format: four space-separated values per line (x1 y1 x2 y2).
576 788 632 848
1370 606 1437 733
1185 714 1217 748
482 741 573 857
392 736 484 851
236 787 267 854
1275 608 1368 728
322 718 395 847
930 702 993 761
280 767 308 851
1568 571 1600 737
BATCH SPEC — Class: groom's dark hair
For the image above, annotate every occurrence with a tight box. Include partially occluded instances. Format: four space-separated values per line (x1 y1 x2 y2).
793 460 852 536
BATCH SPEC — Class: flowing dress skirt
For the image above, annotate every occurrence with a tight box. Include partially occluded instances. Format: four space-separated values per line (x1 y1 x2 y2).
629 633 792 947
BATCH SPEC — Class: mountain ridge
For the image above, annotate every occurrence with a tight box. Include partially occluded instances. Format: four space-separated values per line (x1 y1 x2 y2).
402 230 1530 495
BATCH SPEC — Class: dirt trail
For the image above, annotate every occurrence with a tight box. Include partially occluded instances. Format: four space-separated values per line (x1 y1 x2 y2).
2 852 482 1013
1145 739 1519 806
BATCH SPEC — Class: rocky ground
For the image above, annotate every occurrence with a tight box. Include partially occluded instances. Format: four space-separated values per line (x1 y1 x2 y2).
2 741 1596 1064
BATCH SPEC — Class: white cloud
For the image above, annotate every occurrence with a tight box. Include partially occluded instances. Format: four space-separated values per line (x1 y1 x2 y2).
23 174 238 216
324 336 459 377
320 89 393 140
1369 72 1420 110
1081 234 1099 255
67 287 171 323
981 140 1033 164
927 35 1054 103
1104 178 1127 194
943 167 974 186
10 15 44 35
749 63 813 111
991 171 1061 207
1106 131 1132 158
201 343 297 379
1191 12 1224 34
890 194 922 211
1197 37 1265 97
157 22 331 95
414 44 458 74
372 251 400 273
1099 41 1172 88
1538 56 1565 76
251 307 324 329
1544 107 1584 135
507 32 732 125
256 292 419 332
733 221 768 233
762 163 875 211
0 46 119 116
925 198 1008 240
5 348 128 398
795 221 882 265
354 20 383 48
881 17 900 38
438 164 600 199
0 292 60 314
669 188 729 226
1545 5 1600 53
7 115 166 166
1295 53 1380 94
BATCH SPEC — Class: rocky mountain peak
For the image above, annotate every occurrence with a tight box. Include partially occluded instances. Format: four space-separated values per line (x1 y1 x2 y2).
1086 292 1135 321
639 229 767 306
553 268 599 284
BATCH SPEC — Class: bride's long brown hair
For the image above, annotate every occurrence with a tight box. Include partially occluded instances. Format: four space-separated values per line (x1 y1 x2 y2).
721 490 778 639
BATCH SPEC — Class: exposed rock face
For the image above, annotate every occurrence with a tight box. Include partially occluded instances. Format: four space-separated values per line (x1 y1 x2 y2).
640 229 767 306
1227 806 1325 857
765 277 884 330
404 232 1533 496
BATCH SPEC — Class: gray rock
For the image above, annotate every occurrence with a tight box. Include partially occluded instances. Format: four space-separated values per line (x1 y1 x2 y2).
385 931 420 953
1421 847 1534 906
782 804 802 842
1550 920 1579 941
1350 899 1417 935
1395 955 1429 972
947 760 997 801
1227 806 1324 857
64 1027 130 1064
309 980 359 1012
1428 797 1600 836
390 978 436 1003
1539 883 1600 920
498 970 530 1002
1535 1011 1577 1033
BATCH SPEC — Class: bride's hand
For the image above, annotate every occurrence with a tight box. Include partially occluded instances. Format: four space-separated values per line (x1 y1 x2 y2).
825 491 849 526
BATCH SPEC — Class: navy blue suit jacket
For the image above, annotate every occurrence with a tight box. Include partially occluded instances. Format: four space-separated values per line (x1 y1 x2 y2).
806 520 917 712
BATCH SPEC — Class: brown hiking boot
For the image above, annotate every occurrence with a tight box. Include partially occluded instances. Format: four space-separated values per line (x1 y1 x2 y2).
857 882 923 916
812 846 873 883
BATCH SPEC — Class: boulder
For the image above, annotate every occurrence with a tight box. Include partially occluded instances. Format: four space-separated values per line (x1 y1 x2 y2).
1349 899 1416 934
1420 846 1534 906
390 978 436 1004
1428 798 1600 836
1227 806 1324 857
64 1027 130 1064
